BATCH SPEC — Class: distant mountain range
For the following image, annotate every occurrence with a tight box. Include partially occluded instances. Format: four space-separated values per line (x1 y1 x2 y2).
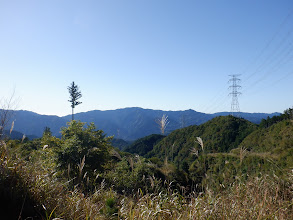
6 107 280 141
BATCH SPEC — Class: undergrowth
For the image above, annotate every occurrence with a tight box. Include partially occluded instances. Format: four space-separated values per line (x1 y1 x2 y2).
1 140 292 219
0 118 292 219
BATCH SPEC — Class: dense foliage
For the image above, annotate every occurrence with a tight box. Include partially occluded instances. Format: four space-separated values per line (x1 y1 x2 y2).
124 134 165 156
239 120 293 169
147 116 257 167
110 138 130 150
0 112 293 219
57 121 113 188
259 107 293 128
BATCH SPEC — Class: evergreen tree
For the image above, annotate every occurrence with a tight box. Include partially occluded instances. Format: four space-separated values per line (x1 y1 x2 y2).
68 81 82 120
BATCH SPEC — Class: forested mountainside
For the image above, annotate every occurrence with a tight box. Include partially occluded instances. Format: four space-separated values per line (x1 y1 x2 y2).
146 116 257 167
9 107 279 140
124 134 165 156
1 110 292 219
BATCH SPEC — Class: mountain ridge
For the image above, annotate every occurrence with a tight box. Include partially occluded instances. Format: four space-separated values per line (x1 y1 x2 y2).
6 107 280 140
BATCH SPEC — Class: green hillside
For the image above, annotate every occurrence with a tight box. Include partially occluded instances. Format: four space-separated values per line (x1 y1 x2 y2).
124 134 165 156
1 112 292 219
238 119 293 168
111 138 130 150
147 115 257 167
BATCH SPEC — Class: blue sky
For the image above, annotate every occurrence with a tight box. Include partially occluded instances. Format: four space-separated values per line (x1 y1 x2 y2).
1 0 293 116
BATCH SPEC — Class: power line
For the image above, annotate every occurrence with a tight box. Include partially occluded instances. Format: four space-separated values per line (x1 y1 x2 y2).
241 8 293 83
193 8 293 116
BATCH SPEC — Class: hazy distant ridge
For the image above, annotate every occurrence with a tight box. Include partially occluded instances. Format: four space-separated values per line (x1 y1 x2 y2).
10 107 280 140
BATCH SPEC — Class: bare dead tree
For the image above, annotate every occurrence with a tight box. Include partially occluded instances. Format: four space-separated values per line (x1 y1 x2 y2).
0 91 17 140
156 114 169 135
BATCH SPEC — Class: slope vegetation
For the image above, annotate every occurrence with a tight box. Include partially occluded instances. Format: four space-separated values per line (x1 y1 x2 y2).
147 116 257 166
238 119 293 167
124 134 165 156
1 112 292 219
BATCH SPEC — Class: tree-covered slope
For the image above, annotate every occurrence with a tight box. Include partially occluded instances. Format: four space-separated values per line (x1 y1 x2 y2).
238 119 293 167
111 138 131 150
147 116 257 167
124 134 165 156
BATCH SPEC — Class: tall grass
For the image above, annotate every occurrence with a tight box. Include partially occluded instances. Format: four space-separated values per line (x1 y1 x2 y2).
1 139 292 219
0 142 107 219
119 173 293 219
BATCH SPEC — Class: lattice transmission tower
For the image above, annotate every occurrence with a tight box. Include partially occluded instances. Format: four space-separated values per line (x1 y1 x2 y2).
228 74 241 116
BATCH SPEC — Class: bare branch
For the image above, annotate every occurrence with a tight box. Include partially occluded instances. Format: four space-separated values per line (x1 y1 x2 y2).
0 91 18 139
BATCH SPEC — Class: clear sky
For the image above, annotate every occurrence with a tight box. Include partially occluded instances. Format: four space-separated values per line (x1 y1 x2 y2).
1 0 293 116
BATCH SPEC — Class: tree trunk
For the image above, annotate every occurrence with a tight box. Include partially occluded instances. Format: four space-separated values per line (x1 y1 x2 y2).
72 107 74 121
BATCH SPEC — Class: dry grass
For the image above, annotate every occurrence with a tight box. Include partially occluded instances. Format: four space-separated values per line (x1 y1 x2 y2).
0 144 107 219
1 141 292 220
119 173 293 219
156 114 169 135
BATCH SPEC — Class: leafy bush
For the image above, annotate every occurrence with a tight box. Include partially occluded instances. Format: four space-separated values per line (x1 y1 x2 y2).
57 120 112 186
